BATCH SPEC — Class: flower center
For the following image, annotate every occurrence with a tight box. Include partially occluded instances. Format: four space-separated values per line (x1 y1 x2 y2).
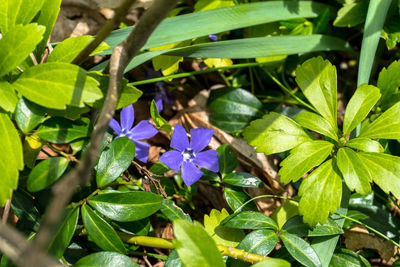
120 128 129 137
182 148 196 162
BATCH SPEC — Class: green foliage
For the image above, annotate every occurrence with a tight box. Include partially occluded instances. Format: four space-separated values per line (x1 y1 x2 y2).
333 0 368 27
217 144 238 176
27 157 69 192
150 100 171 134
377 60 400 107
15 98 45 133
160 199 192 222
294 111 338 141
251 258 290 267
0 81 18 113
74 252 139 267
237 229 278 256
222 211 278 230
0 0 44 33
223 186 258 211
282 216 343 237
223 172 263 188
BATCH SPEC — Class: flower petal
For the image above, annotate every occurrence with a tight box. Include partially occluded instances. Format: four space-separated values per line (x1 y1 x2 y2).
155 95 163 113
189 128 214 152
129 120 158 140
133 140 150 163
193 150 219 172
181 161 203 187
171 124 189 151
120 105 135 131
109 118 121 135
159 150 183 172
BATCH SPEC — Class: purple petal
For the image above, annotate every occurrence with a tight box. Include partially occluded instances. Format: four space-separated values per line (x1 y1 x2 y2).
189 128 214 152
208 34 218 41
109 118 121 135
129 120 158 140
133 140 150 163
181 161 203 186
171 124 189 152
120 105 135 131
159 150 183 172
155 95 163 113
193 150 219 172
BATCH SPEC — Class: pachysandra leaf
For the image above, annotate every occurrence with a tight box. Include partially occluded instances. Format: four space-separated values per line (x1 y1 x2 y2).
299 159 342 226
342 84 381 135
337 148 372 195
359 102 400 139
279 140 333 183
357 152 400 199
377 60 400 105
13 62 102 110
243 112 312 155
345 137 384 152
295 111 338 140
0 81 18 112
295 56 337 128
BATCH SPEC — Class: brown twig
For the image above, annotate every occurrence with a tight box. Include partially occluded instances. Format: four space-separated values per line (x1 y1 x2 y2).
132 160 168 198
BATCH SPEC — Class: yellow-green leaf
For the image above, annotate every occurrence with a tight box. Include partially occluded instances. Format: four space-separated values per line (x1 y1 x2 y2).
295 111 338 140
0 0 44 33
0 81 18 112
345 137 383 152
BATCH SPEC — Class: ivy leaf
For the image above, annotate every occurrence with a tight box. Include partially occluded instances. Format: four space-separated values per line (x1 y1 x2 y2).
377 60 400 105
27 157 69 192
150 100 171 134
343 84 381 135
243 112 312 155
0 81 18 113
295 56 337 128
345 137 384 152
13 62 102 110
279 140 333 183
0 0 44 33
238 229 278 256
359 102 400 139
295 111 338 141
298 159 342 226
173 220 225 267
75 252 139 267
0 23 45 77
357 152 400 199
337 148 372 195
216 144 238 175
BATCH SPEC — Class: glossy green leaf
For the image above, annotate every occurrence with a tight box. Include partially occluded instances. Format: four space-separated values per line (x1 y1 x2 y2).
377 60 400 105
251 258 290 267
223 186 258 212
0 0 44 33
272 199 299 230
359 102 400 139
329 248 370 267
337 148 372 195
279 140 333 184
81 204 126 253
0 23 45 77
357 152 400 199
48 207 79 258
238 229 278 256
89 191 162 222
221 211 278 230
160 199 192 222
11 190 41 231
0 112 23 206
298 159 342 226
27 157 69 192
47 35 109 63
243 112 312 155
74 252 139 267
35 117 92 143
13 62 102 110
280 231 321 267
343 84 381 135
333 0 368 28
15 98 45 134
223 172 263 188
165 250 184 267
150 100 171 134
96 137 135 187
345 137 384 152
295 57 337 128
114 218 150 236
217 144 238 175
282 216 343 237
173 220 225 267
0 81 18 113
294 111 338 141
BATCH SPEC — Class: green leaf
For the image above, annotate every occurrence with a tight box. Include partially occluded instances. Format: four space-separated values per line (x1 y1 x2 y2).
160 199 192 222
217 144 238 175
377 60 400 106
223 186 258 212
0 81 18 113
89 191 162 222
96 137 135 187
237 229 278 256
13 62 102 110
282 216 343 237
333 0 368 27
150 100 171 134
329 248 370 267
271 199 299 230
337 148 372 195
165 250 184 267
47 35 109 63
251 258 290 267
204 209 245 247
343 84 381 135
221 211 278 230
359 102 400 139
11 190 41 231
345 137 384 152
27 157 69 192
280 231 321 267
0 0 44 33
294 111 338 141
357 152 400 199
35 117 92 143
74 252 139 267
15 98 45 134
208 87 263 133
48 207 79 258
298 159 342 226
243 112 312 155
81 204 126 253
279 140 333 184
295 57 337 128
222 172 263 188
0 112 23 206
173 220 225 267
0 23 45 77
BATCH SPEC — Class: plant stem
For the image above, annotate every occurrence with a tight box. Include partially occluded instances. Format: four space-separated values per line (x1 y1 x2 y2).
217 244 268 264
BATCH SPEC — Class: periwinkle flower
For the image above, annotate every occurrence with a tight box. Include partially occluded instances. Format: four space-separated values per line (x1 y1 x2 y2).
208 34 218 42
109 105 158 163
159 124 219 186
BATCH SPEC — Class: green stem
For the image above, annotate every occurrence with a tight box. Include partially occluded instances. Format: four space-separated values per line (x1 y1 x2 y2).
218 71 231 87
128 250 168 260
248 64 255 94
235 194 298 214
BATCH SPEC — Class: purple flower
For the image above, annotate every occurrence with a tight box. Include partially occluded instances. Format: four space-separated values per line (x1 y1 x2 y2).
208 34 218 42
159 124 219 186
154 81 173 113
109 105 158 163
